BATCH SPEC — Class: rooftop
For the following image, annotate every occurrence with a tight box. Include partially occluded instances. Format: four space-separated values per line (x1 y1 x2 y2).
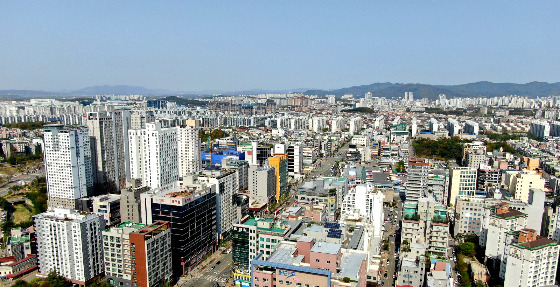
493 209 527 220
310 242 341 255
513 236 557 250
105 222 147 232
336 252 367 280
267 242 300 266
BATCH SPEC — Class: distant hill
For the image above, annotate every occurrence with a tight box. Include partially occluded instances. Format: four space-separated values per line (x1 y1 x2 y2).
3 81 560 100
304 81 560 99
73 85 169 95
0 90 68 100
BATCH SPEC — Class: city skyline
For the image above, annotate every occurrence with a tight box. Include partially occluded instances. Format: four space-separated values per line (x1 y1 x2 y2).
2 1 560 92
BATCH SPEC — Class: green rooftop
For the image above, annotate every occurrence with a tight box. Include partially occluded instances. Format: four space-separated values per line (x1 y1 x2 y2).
512 241 557 250
241 218 287 234
105 222 147 232
492 213 527 220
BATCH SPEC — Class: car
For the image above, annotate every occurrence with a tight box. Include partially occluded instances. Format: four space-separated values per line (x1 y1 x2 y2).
216 261 221 265
211 266 216 270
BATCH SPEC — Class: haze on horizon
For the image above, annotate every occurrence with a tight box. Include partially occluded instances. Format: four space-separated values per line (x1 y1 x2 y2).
1 1 559 93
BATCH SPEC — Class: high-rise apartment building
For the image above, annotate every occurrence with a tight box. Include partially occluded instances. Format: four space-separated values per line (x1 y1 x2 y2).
34 208 105 285
43 124 93 209
406 158 430 201
502 229 559 287
87 110 131 194
130 110 155 130
129 122 178 189
199 168 239 237
103 222 146 287
177 120 201 177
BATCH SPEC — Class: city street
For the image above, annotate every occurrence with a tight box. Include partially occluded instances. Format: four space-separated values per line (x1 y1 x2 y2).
179 252 233 287
382 200 403 287
177 143 351 287
307 142 349 178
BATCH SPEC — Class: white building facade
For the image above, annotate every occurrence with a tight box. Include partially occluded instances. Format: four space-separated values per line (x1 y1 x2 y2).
34 208 105 285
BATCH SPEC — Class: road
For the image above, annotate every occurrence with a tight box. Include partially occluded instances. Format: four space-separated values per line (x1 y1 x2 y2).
0 170 44 197
307 142 349 178
179 252 233 287
177 142 351 287
382 200 403 287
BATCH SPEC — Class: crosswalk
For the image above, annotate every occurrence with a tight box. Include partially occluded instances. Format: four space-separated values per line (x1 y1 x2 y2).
202 274 228 283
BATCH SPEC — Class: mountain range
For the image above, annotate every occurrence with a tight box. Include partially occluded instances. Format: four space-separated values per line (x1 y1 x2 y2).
304 81 560 99
1 82 560 100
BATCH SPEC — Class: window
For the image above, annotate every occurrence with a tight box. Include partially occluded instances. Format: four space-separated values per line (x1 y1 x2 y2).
316 259 320 262
326 261 331 264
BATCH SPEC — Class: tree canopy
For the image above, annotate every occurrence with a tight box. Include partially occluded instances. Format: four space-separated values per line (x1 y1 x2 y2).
412 137 465 161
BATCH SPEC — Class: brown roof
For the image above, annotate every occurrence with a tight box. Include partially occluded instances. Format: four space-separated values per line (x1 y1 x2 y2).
434 262 447 272
493 209 526 219
519 237 557 249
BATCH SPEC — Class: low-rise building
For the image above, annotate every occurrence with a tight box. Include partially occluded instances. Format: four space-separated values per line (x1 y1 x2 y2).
232 217 291 287
251 238 368 287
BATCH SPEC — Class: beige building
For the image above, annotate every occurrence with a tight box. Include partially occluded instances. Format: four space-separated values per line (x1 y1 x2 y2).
504 170 545 203
448 167 477 206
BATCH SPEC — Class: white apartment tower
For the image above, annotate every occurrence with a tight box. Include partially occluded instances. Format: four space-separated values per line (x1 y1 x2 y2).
43 124 93 209
341 183 385 239
129 122 178 189
406 158 430 201
177 120 202 177
34 208 105 285
199 168 239 237
502 229 559 287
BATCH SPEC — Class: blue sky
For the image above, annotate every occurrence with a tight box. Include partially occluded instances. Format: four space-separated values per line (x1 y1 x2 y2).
1 1 559 92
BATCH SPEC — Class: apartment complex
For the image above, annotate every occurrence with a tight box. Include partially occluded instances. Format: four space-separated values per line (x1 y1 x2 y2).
43 124 93 209
129 122 178 189
177 120 201 177
34 208 105 286
86 110 131 193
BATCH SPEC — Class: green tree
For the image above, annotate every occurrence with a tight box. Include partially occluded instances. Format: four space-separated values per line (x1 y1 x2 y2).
12 280 30 287
457 242 476 257
42 271 72 287
89 280 113 287
395 160 406 173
